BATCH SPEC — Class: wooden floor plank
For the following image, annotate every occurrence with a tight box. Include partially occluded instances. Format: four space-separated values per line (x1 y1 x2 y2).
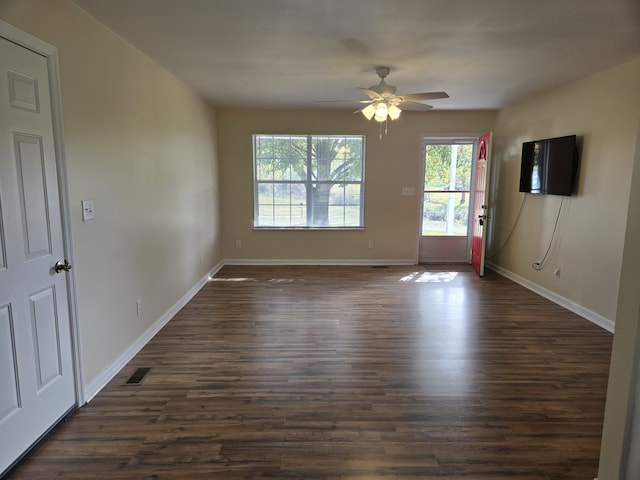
7 265 612 479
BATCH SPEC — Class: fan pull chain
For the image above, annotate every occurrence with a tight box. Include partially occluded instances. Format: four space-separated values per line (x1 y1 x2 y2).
379 119 390 140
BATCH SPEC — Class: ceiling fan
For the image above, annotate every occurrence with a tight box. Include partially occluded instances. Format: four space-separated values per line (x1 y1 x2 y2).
340 66 449 122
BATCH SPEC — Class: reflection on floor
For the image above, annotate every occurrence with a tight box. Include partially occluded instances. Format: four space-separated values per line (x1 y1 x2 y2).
9 265 612 480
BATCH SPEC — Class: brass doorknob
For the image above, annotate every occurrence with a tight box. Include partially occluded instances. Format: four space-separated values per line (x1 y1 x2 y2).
54 260 72 273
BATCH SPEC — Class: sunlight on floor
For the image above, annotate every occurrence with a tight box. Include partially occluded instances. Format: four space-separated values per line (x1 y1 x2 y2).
209 277 251 282
209 277 297 283
400 271 459 283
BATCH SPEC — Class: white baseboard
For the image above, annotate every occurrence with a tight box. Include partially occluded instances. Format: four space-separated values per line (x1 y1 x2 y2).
83 261 224 403
486 261 615 333
223 258 417 266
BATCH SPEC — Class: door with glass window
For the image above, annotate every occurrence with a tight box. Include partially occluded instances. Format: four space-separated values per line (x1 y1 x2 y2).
419 140 475 263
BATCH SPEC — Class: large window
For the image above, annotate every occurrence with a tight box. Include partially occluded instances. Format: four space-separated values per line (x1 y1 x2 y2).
422 143 473 236
253 134 365 228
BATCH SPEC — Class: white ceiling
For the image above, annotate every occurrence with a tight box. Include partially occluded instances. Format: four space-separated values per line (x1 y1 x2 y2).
73 0 640 110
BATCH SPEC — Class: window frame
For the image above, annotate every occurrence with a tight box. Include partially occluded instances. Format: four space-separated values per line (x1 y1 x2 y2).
252 134 366 230
421 140 476 238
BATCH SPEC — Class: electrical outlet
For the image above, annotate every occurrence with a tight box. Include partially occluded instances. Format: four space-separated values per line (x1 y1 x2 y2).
236 240 242 248
368 240 374 249
136 299 142 316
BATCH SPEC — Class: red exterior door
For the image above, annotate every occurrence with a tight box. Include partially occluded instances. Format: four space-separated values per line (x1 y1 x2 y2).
471 132 492 276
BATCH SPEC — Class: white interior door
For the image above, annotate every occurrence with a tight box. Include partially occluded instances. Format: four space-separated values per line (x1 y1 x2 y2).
0 36 76 475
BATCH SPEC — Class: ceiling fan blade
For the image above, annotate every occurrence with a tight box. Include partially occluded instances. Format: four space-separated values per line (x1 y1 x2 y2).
398 92 449 102
315 99 373 104
357 87 382 99
398 101 434 111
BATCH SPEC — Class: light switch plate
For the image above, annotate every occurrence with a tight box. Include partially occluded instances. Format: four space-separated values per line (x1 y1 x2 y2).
82 200 95 221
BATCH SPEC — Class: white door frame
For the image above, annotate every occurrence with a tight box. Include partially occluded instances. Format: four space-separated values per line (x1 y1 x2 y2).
0 20 84 405
417 134 481 264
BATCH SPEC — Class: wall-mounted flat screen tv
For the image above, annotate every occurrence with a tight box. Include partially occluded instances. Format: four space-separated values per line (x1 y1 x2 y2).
519 134 579 196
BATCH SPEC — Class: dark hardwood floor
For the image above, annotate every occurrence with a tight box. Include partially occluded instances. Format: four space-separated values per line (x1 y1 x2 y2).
8 265 613 479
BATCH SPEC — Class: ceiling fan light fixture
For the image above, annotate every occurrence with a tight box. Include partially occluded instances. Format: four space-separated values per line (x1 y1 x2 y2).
361 104 376 120
388 104 402 120
351 67 448 137
374 102 389 122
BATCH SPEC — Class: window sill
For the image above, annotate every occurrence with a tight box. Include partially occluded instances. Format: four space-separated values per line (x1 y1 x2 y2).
253 226 366 231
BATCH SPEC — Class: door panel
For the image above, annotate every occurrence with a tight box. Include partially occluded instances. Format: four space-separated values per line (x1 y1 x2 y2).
8 70 40 112
30 286 63 389
15 134 52 259
471 132 492 276
0 199 6 270
0 36 75 475
0 305 20 422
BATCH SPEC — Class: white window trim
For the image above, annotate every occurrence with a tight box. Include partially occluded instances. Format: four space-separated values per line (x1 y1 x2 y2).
252 134 366 229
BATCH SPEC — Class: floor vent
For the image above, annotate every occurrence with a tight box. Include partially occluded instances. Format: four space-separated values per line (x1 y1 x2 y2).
125 367 150 385
372 265 389 269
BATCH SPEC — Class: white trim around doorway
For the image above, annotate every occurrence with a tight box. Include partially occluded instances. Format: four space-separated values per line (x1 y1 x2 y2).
418 134 483 264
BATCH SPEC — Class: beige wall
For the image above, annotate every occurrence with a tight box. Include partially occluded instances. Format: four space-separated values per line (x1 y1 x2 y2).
489 58 640 478
0 1 222 388
218 108 496 262
599 113 640 479
489 59 640 322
